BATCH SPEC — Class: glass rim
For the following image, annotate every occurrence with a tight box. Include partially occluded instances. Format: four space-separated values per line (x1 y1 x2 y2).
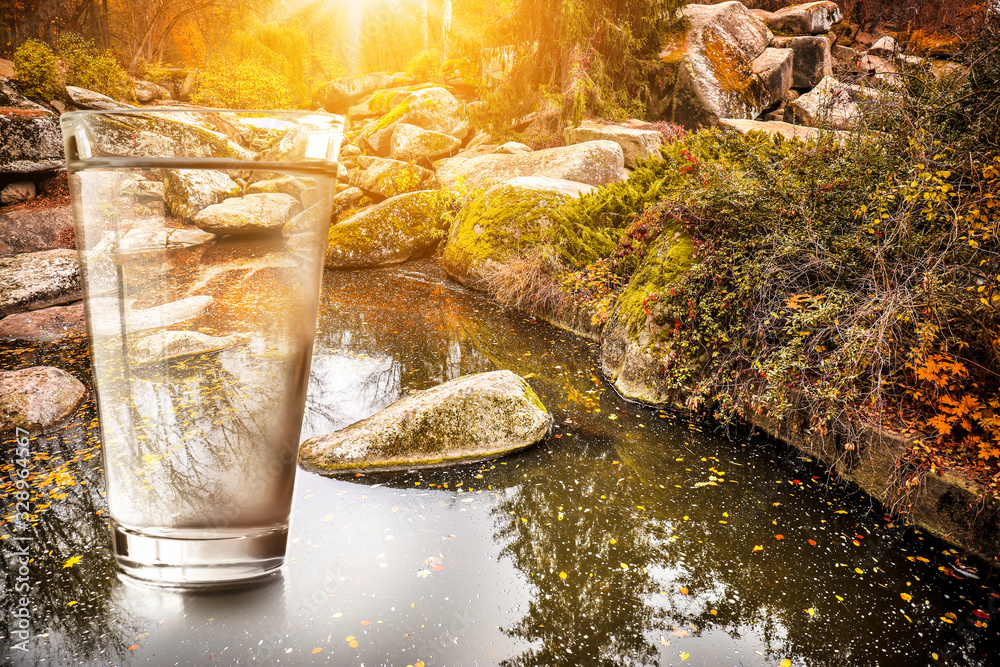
60 107 345 177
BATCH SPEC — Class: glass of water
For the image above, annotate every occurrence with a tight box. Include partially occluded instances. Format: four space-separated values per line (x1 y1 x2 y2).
61 109 342 587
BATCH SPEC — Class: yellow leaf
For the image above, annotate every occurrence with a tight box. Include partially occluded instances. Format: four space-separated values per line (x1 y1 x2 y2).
63 556 81 568
312 648 323 654
681 652 690 661
559 572 568 579
805 608 816 616
940 616 954 624
781 660 792 667
855 568 864 574
753 545 764 552
901 593 912 601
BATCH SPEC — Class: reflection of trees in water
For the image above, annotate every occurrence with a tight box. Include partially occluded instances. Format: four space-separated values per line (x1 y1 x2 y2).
1 393 139 664
100 345 301 529
491 441 670 667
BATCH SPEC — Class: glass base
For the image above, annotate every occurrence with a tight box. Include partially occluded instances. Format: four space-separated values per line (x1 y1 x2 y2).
112 521 288 589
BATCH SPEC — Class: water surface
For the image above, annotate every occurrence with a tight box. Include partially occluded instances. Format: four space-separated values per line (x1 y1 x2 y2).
2 259 998 666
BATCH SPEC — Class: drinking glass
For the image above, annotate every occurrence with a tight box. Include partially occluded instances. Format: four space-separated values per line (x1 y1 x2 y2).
61 109 342 586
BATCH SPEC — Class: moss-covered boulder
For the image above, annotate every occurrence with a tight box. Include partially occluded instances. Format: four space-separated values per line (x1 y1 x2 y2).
0 366 86 433
358 87 469 155
325 190 452 270
164 169 241 221
299 369 552 473
600 228 698 406
389 123 461 162
650 2 773 128
436 140 626 190
350 156 435 199
442 177 590 286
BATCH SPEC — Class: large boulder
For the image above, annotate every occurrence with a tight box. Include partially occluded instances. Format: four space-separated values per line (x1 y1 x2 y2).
325 190 451 270
442 177 591 286
133 79 171 103
359 87 469 154
83 111 252 161
1 79 64 174
65 85 134 110
193 193 303 237
298 370 552 473
316 72 396 113
0 366 87 433
772 36 833 89
389 123 461 162
601 229 698 406
436 140 626 190
563 121 664 169
785 75 880 129
0 303 85 342
245 175 319 207
766 1 843 35
652 2 773 128
0 205 73 257
0 249 80 317
751 48 794 108
350 156 435 198
163 169 241 221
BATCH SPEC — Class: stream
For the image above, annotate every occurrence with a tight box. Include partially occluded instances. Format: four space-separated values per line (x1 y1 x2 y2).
1 258 998 666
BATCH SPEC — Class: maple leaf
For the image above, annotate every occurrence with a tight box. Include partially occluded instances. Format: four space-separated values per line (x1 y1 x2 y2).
63 555 81 568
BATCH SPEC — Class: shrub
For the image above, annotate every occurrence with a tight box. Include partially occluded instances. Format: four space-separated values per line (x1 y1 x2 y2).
12 38 61 100
57 33 132 101
405 49 441 83
192 57 295 109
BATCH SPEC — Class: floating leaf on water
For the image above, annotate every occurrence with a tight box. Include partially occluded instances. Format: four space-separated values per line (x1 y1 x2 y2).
312 648 323 654
681 652 690 661
753 545 764 552
901 593 912 602
63 555 81 568
559 572 568 579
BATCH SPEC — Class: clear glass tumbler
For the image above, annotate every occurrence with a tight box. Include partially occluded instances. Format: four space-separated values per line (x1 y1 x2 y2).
61 109 342 587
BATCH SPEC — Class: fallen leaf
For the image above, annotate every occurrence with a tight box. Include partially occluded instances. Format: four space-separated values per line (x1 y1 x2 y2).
312 648 323 654
805 608 816 616
681 652 690 661
780 660 792 667
972 609 989 620
680 587 689 595
855 568 864 574
128 645 138 651
775 535 784 541
63 556 81 568
669 629 690 638
901 593 912 601
753 545 764 552
559 572 568 579
808 539 817 546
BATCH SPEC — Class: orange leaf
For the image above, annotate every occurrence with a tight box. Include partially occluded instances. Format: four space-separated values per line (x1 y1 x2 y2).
775 535 784 541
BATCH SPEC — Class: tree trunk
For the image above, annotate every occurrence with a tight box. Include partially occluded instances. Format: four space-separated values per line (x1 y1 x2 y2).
441 0 452 59
420 0 429 50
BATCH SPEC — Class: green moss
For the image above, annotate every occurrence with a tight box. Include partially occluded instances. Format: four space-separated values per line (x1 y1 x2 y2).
327 190 453 259
444 185 575 278
703 30 767 110
615 226 696 337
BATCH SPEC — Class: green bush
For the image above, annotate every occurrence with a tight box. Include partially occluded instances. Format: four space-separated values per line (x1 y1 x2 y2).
192 57 295 109
405 49 441 83
12 38 61 100
57 33 132 101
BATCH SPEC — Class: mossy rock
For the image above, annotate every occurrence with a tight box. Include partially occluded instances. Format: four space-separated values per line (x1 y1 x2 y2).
600 228 697 407
325 189 453 269
441 180 578 286
298 370 552 473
